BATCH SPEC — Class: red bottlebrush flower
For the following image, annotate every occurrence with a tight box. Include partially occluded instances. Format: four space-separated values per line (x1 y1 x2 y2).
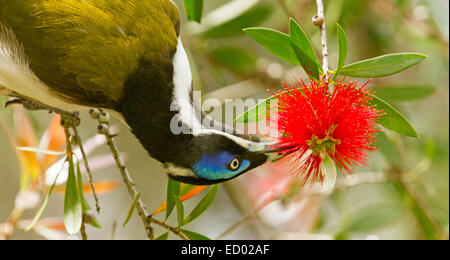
269 79 382 187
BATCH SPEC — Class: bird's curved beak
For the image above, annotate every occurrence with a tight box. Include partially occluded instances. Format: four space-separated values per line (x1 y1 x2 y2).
248 137 279 153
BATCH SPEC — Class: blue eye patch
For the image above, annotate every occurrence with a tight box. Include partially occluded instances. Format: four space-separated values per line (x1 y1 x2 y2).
192 151 250 181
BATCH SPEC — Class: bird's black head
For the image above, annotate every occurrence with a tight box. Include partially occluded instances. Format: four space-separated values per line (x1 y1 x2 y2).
166 133 268 185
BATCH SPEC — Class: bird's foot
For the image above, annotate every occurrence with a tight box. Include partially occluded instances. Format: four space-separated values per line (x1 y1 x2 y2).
5 96 77 119
5 98 47 111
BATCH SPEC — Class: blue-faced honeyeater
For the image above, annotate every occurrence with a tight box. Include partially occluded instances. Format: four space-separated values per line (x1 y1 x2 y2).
0 0 273 185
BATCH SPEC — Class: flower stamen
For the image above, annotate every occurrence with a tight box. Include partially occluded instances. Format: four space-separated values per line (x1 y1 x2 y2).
306 125 341 160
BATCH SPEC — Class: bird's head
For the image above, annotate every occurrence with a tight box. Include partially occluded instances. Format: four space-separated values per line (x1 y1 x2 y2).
117 31 274 185
165 132 271 185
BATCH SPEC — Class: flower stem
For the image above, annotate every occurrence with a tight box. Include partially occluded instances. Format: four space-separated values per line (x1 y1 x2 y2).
314 0 329 79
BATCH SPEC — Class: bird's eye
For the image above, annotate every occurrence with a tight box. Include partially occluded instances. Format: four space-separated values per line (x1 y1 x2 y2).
228 158 241 171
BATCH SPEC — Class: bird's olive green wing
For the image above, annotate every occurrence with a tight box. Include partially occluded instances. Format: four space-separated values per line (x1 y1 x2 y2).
0 0 180 107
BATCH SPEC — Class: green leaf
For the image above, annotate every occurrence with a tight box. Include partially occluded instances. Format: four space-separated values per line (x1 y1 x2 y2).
234 86 305 123
289 18 322 79
202 3 273 38
183 0 203 23
181 229 211 240
184 185 219 224
344 203 403 233
244 28 301 66
339 53 427 78
25 171 61 232
180 184 196 197
16 147 65 156
122 192 141 227
76 162 101 228
166 179 181 220
370 95 418 137
209 46 257 73
374 85 436 102
64 157 83 235
234 96 276 123
375 131 403 168
291 44 321 80
155 232 169 240
174 196 185 227
332 24 348 81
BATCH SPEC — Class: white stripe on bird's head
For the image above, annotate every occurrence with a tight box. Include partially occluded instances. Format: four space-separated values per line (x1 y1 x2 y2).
171 38 276 153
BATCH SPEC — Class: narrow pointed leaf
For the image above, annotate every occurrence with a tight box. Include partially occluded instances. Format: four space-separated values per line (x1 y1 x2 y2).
183 0 203 23
152 185 207 215
155 232 169 240
180 185 208 200
184 185 219 224
25 171 61 232
289 18 322 78
332 24 348 81
166 179 181 220
76 163 85 213
235 96 276 123
122 192 141 227
180 184 197 197
374 85 436 102
174 196 185 227
339 53 427 78
291 43 321 80
64 158 83 235
244 28 301 66
16 147 65 156
181 229 211 240
370 95 418 137
76 163 101 228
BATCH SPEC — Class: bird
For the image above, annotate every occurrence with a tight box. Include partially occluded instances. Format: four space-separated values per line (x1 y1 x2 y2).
0 0 272 185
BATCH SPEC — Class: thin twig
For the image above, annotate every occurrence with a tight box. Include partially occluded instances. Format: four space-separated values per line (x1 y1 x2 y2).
313 0 329 79
148 217 189 240
72 126 101 213
90 109 193 240
98 120 189 240
93 112 154 240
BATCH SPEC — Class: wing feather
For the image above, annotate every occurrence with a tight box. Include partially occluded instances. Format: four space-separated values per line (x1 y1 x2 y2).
0 0 180 107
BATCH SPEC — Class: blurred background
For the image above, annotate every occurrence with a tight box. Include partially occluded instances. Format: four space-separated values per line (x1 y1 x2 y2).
0 0 448 240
